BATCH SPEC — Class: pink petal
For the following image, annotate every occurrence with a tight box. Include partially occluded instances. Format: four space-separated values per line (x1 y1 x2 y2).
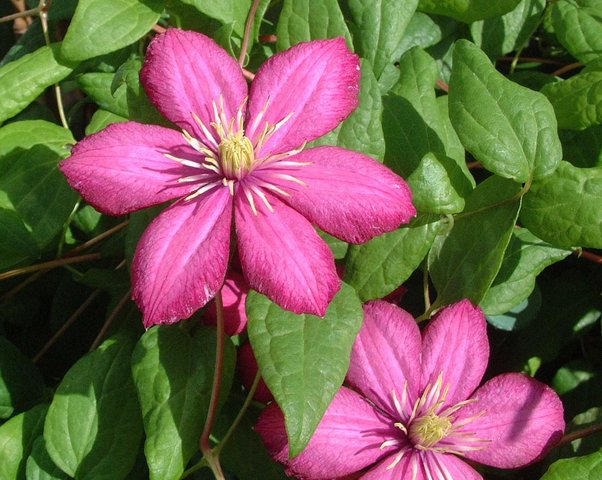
347 301 422 418
420 300 489 406
256 387 399 480
361 451 482 480
132 187 232 327
236 342 273 404
60 122 204 216
460 373 565 469
234 191 339 316
246 38 360 158
264 146 415 243
141 29 247 146
204 271 249 336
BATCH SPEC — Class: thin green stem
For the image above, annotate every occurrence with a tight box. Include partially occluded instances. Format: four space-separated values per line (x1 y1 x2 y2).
180 457 208 479
238 0 260 67
422 267 431 313
215 371 262 455
199 290 226 480
38 0 69 129
56 198 81 257
454 178 532 222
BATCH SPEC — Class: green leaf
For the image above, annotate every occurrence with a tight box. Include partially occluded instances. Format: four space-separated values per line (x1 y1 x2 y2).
418 0 521 23
383 47 468 178
131 326 235 480
61 0 164 61
347 0 418 78
44 333 143 480
470 0 545 58
481 228 571 315
507 271 601 367
0 43 76 123
407 152 472 214
0 121 78 250
449 40 562 182
344 214 441 301
520 161 602 248
429 175 522 307
0 337 45 419
247 284 363 456
26 436 70 480
312 60 385 160
0 20 45 67
276 0 352 51
541 450 602 480
0 209 40 269
125 206 163 266
178 0 251 37
552 0 602 64
79 72 129 118
0 404 48 480
85 109 128 135
486 285 541 331
111 56 166 124
560 125 602 167
542 71 602 130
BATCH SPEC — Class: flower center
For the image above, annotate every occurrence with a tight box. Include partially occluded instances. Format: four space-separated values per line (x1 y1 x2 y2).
408 412 452 448
219 132 255 179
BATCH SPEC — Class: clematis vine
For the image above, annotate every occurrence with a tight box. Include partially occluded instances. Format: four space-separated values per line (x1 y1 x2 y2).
60 29 415 327
257 300 565 479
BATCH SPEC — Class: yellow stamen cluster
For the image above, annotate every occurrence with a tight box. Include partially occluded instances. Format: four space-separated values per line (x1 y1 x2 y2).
408 412 452 448
219 132 255 179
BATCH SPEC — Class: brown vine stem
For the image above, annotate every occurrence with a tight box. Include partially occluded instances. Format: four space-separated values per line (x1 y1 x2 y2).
33 289 102 363
0 6 38 23
552 62 583 77
68 220 129 256
556 423 602 447
89 288 131 351
0 253 101 281
199 290 226 480
238 0 260 67
0 220 128 303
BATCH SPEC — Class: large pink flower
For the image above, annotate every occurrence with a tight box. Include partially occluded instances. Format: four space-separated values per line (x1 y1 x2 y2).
60 29 415 327
257 300 565 479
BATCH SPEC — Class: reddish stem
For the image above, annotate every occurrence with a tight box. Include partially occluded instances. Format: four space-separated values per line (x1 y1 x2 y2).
552 62 583 77
199 290 226 479
575 249 602 264
0 253 101 281
238 0 260 67
557 423 602 447
436 79 449 92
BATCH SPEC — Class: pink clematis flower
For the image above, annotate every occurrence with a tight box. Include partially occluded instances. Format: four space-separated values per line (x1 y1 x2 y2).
256 300 565 479
60 29 415 327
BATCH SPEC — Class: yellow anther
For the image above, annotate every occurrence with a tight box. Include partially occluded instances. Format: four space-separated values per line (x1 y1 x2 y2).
219 133 255 178
409 413 452 449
